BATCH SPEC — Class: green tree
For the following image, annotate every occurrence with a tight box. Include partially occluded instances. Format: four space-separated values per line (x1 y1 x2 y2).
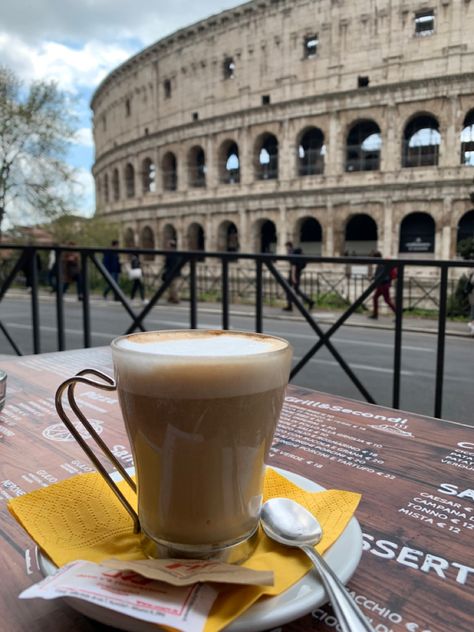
0 66 78 236
50 215 119 247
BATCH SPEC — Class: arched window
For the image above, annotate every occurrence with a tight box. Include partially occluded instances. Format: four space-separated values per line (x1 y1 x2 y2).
345 120 381 172
103 174 109 203
219 140 240 184
257 220 277 253
188 146 206 188
402 114 440 167
141 226 155 260
187 222 205 251
255 133 278 180
344 214 378 255
217 221 239 252
461 110 474 166
125 163 135 198
162 152 177 191
298 128 325 176
142 158 156 193
124 228 135 248
457 210 474 248
399 212 435 254
112 168 120 201
298 217 322 255
163 224 177 249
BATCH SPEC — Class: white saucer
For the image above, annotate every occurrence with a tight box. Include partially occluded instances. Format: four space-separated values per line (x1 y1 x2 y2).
38 467 363 632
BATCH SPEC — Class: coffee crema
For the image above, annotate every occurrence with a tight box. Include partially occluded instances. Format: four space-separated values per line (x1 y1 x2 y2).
111 330 292 551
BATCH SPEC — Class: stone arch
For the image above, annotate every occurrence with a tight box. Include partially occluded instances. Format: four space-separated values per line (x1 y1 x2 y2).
297 127 325 176
123 227 135 248
218 139 240 184
402 113 440 167
162 152 177 191
457 209 474 246
344 214 378 255
112 168 120 201
296 216 323 255
162 223 178 248
345 119 381 172
124 163 135 198
460 109 474 166
399 212 436 254
188 145 206 188
254 132 278 180
140 225 155 260
142 157 156 193
187 222 206 251
252 218 277 253
217 220 239 252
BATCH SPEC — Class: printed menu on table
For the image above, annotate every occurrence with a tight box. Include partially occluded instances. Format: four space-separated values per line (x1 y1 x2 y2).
0 349 472 632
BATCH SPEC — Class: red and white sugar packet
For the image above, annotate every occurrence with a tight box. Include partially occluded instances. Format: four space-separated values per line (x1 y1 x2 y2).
20 560 217 632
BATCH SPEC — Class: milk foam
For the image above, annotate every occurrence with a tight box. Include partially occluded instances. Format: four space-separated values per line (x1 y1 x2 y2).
111 330 292 398
116 331 285 356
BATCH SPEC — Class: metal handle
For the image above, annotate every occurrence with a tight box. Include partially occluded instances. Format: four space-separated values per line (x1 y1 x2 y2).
302 544 375 632
55 369 140 533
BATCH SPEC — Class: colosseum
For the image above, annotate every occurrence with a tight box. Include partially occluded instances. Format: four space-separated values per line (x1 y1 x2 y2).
91 0 474 262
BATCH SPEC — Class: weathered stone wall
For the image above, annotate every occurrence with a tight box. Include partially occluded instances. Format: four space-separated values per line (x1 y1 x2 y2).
91 0 474 261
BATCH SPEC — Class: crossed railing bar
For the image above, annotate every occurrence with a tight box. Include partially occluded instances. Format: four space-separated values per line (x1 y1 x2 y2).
406 276 440 310
0 244 470 419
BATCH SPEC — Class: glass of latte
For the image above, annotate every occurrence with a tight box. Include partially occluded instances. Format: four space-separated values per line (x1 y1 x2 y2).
55 330 292 562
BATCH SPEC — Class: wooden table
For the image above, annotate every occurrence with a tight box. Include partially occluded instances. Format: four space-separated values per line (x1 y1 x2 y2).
0 347 472 632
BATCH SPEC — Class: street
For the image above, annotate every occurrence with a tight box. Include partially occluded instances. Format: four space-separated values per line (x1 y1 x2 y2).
0 293 472 426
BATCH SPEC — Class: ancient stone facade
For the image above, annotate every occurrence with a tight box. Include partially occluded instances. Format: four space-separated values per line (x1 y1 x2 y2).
91 0 474 261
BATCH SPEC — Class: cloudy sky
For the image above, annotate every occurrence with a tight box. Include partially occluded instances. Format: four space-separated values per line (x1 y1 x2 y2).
1 0 240 220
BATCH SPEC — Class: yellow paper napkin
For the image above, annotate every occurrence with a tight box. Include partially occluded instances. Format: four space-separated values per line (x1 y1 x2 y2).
8 468 360 632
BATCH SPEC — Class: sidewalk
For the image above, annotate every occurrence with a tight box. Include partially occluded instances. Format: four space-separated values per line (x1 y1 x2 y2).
5 288 471 339
199 301 472 338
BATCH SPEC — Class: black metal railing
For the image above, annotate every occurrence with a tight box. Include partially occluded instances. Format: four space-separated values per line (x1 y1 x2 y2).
0 244 471 420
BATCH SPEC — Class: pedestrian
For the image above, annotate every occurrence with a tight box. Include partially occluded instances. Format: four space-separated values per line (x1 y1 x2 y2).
162 239 181 304
465 268 474 335
62 242 83 301
128 253 147 304
21 251 42 293
47 248 57 292
282 241 314 312
368 251 396 319
103 239 121 300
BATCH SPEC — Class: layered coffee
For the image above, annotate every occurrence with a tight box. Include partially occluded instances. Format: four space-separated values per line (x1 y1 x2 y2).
111 330 292 551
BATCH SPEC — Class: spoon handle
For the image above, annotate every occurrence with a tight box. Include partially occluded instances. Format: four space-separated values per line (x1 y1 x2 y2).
301 545 375 632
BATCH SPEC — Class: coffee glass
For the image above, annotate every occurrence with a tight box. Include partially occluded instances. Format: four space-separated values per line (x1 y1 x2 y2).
55 330 292 562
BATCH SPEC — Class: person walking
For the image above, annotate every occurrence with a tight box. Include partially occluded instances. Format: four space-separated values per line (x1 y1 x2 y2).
368 251 396 319
47 248 57 292
162 239 181 304
128 253 147 304
282 241 314 312
62 242 83 301
103 240 121 300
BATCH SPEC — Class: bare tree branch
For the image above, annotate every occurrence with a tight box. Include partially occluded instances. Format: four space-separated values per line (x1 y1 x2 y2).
0 65 79 235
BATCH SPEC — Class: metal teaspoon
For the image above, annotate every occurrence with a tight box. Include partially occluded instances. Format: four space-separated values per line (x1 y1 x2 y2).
261 497 375 632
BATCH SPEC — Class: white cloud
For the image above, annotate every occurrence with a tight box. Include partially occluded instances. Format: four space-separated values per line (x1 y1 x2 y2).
0 33 134 93
72 168 95 217
72 128 94 148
